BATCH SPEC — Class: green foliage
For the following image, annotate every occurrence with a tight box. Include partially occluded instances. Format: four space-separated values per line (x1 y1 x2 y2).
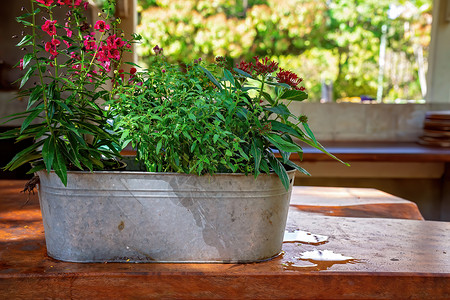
111 54 346 190
137 0 432 101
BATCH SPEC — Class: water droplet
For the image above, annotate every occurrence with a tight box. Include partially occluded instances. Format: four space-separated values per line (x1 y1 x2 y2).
283 230 328 245
298 249 353 261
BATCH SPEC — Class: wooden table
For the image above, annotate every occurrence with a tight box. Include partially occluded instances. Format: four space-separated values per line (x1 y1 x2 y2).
1 180 449 299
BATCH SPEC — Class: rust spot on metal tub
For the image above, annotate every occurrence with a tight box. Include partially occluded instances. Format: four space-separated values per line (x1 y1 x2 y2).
118 221 125 231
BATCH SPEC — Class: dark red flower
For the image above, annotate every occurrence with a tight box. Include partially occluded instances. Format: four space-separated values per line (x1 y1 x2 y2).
118 69 124 81
45 38 60 56
276 68 305 91
236 61 254 75
252 56 278 76
42 20 57 36
153 45 163 55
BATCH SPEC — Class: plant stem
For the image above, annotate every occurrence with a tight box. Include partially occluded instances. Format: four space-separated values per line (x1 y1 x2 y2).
31 0 54 136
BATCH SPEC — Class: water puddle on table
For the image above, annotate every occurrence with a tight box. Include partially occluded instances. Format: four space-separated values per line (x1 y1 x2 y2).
283 230 329 245
282 250 362 271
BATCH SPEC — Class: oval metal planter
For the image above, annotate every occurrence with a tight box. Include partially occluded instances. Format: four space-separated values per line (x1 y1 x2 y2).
37 169 295 263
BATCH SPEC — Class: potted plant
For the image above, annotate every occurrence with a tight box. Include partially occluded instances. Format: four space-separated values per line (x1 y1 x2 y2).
2 0 134 185
2 0 345 263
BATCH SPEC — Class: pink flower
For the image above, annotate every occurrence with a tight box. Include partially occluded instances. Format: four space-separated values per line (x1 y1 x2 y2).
42 20 57 36
64 22 72 38
106 48 120 61
37 0 54 6
19 59 24 70
83 34 97 51
94 20 110 32
107 35 125 49
45 38 60 56
63 40 72 48
70 52 80 60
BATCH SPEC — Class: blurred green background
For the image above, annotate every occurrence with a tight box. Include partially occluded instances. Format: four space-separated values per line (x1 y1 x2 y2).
135 0 431 103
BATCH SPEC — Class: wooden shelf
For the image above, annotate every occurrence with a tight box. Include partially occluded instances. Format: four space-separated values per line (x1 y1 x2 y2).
295 141 450 162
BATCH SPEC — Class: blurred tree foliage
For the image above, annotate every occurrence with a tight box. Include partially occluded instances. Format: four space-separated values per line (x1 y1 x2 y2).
136 0 432 101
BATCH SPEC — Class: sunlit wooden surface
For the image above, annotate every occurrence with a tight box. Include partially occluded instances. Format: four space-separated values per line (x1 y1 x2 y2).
1 180 449 299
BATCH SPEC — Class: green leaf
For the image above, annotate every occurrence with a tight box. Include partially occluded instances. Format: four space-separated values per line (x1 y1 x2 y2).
223 69 235 87
237 147 249 160
213 134 219 143
280 89 308 101
20 65 36 88
302 122 317 144
4 140 44 171
16 35 32 47
267 154 290 191
27 86 43 110
260 91 274 105
20 105 44 133
264 133 302 153
269 120 303 138
54 148 67 186
22 53 34 70
26 162 46 175
250 141 262 178
155 140 163 154
260 159 270 174
284 160 311 176
280 150 291 163
263 103 292 119
200 66 223 90
42 136 55 172
233 68 253 78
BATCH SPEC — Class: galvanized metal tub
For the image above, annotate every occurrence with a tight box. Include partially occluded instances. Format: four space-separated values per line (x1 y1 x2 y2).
37 169 295 263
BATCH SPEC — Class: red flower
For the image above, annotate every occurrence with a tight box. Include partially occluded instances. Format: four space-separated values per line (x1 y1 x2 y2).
236 61 254 75
252 56 278 76
19 59 24 70
130 67 137 75
236 57 279 77
118 69 124 81
45 38 60 56
37 0 54 6
94 20 110 32
42 20 57 36
276 69 305 91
